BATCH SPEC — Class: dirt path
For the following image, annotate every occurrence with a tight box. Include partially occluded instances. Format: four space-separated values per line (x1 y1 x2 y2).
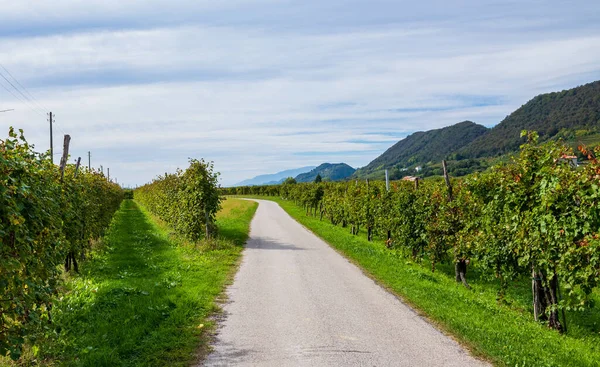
204 199 488 366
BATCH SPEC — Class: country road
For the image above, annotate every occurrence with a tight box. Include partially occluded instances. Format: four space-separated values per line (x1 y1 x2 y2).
205 199 488 366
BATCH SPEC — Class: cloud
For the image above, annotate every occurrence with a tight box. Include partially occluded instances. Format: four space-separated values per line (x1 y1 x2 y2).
0 0 599 186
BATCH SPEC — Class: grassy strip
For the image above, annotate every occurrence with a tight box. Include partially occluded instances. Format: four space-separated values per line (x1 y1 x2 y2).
243 196 600 367
10 198 256 367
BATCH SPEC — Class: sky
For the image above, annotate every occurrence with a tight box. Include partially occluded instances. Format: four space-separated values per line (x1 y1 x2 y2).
0 0 599 187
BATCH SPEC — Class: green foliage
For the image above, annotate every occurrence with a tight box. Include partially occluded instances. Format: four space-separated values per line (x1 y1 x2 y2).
314 173 322 183
134 159 221 241
0 128 123 360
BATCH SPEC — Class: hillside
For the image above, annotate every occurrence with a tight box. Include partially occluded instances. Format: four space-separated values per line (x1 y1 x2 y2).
295 163 356 182
234 166 315 186
354 121 489 179
458 80 600 158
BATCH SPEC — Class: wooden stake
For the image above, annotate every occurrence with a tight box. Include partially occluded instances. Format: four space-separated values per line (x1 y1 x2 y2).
49 112 53 164
74 157 81 177
385 169 389 191
59 135 71 181
442 160 453 201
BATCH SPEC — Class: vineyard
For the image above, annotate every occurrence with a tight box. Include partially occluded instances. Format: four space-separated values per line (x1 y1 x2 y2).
222 132 600 331
0 128 124 359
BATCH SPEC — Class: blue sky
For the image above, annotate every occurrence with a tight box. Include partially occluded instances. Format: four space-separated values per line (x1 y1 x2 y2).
0 0 599 186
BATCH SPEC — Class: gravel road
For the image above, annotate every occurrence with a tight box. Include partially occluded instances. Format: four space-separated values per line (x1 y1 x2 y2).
204 199 488 366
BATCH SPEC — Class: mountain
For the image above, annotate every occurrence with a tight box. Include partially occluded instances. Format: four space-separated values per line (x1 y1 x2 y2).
354 121 489 179
458 80 600 158
234 166 315 186
295 163 356 182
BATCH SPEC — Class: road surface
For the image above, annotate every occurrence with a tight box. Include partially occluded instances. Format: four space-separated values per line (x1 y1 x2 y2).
205 199 488 366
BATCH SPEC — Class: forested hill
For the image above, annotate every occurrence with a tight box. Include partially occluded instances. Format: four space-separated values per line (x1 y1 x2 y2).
354 121 489 179
295 163 356 182
457 80 600 158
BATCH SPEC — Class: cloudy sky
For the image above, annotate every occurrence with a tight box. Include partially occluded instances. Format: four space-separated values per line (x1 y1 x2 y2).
0 0 599 186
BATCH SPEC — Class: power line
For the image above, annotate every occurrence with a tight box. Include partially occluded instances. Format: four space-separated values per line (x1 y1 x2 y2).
0 69 46 116
0 78 44 117
0 63 49 113
0 64 72 138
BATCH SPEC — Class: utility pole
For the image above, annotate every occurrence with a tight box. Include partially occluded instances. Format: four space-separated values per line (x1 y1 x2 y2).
88 151 91 170
49 112 53 164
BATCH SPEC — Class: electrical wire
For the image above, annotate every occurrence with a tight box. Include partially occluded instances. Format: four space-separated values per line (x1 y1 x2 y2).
0 71 44 113
0 75 46 117
0 63 49 113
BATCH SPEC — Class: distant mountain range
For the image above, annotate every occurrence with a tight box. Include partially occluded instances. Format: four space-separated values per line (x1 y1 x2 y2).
295 163 356 183
234 166 315 186
354 121 488 179
354 80 600 179
234 80 600 185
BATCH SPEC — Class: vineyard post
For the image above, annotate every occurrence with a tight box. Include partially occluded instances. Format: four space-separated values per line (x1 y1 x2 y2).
88 151 91 170
366 178 373 241
385 169 389 191
414 177 419 190
385 169 391 245
49 112 53 164
59 134 71 182
74 157 81 177
442 160 453 201
108 168 110 181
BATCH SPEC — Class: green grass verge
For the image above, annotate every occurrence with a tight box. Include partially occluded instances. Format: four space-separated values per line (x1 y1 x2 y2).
9 198 256 367
241 196 600 367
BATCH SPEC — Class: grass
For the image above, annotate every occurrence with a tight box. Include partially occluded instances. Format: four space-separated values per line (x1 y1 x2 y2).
4 198 256 367
240 195 600 367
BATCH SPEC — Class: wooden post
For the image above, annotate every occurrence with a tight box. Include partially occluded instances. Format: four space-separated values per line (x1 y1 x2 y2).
414 177 419 190
59 135 71 181
49 112 53 164
385 169 389 191
442 160 453 201
74 157 81 177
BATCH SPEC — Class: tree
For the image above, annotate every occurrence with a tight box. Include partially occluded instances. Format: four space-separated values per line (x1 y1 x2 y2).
283 177 297 185
314 174 322 183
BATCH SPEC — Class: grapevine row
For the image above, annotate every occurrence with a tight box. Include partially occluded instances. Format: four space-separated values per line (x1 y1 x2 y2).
134 159 221 241
0 128 124 359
